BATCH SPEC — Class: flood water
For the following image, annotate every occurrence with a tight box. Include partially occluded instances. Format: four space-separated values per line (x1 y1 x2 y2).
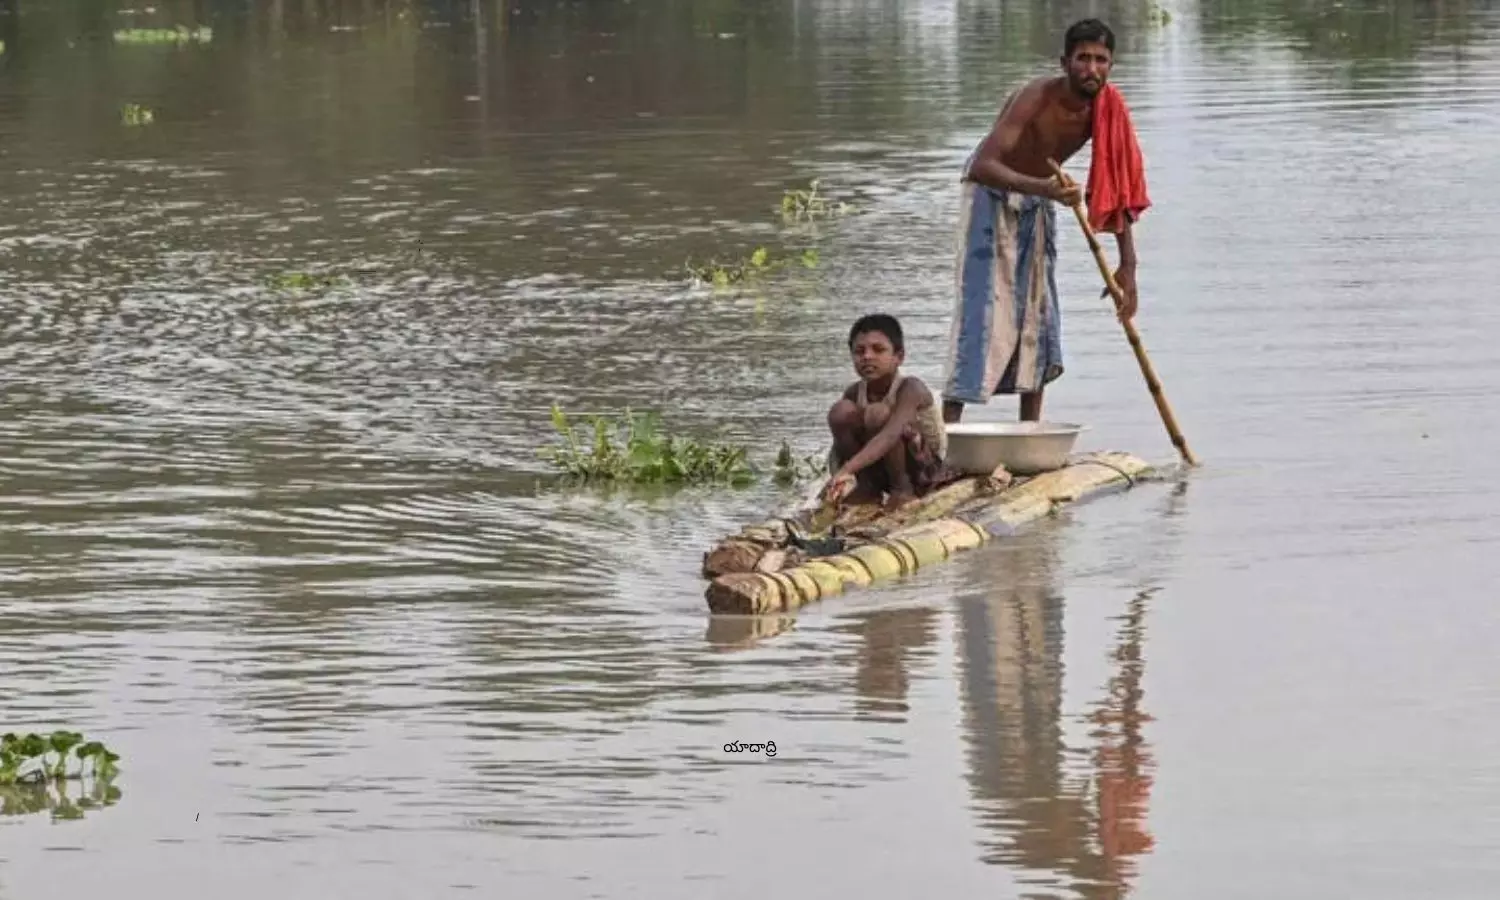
3 0 1500 896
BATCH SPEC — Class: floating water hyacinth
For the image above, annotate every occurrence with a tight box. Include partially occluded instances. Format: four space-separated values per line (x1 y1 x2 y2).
1 731 123 820
0 731 120 787
538 405 826 489
540 404 756 486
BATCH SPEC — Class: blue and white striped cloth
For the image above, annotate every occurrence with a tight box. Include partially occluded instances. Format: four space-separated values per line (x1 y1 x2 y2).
941 179 1064 404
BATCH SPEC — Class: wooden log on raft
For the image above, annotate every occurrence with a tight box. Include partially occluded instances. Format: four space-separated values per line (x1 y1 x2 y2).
703 451 1155 615
698 464 1013 578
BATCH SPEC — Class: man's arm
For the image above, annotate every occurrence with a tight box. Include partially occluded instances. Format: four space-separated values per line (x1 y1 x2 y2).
1115 219 1137 268
965 81 1057 198
1111 219 1140 320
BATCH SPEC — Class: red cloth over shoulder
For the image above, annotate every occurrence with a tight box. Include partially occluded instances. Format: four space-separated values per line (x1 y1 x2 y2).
1086 84 1151 234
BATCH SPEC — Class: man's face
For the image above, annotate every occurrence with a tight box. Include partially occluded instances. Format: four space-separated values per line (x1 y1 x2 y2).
1062 41 1113 97
850 330 902 381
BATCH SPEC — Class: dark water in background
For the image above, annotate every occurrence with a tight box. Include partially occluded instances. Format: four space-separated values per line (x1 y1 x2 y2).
3 0 1500 896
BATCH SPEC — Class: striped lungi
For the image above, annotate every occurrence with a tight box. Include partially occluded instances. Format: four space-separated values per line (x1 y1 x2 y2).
941 180 1064 404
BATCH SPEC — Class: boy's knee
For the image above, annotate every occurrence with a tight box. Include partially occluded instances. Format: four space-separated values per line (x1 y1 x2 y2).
828 399 861 431
862 402 891 432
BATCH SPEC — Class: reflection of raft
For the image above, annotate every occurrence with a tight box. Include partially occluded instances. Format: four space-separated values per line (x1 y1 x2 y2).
702 451 1158 614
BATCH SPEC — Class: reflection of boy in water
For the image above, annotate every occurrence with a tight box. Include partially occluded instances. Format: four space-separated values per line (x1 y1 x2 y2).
821 314 953 510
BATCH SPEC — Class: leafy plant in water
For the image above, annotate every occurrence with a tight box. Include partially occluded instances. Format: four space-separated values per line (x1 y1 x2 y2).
773 439 828 485
113 27 215 45
1146 2 1173 25
539 405 831 490
684 246 819 287
779 179 856 222
121 103 154 126
540 404 756 486
0 733 123 822
0 731 120 788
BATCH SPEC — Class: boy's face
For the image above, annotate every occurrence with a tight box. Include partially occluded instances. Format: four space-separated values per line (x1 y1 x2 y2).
850 329 903 381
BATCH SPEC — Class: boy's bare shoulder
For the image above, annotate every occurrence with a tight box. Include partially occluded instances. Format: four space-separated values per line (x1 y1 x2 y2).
899 375 936 405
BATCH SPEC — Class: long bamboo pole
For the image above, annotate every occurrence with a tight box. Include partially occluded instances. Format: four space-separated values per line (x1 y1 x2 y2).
1048 159 1198 467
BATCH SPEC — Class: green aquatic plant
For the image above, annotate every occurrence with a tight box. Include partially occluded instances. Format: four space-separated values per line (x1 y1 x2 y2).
1146 2 1173 25
779 179 855 222
121 103 154 126
684 246 819 288
113 26 214 45
0 731 120 788
0 730 121 821
539 406 832 491
773 439 828 485
540 404 756 486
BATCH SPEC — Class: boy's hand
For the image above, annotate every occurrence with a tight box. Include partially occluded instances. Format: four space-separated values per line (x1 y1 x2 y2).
821 472 857 504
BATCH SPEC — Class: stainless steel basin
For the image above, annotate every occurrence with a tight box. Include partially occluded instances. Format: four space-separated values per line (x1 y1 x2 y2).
943 421 1086 476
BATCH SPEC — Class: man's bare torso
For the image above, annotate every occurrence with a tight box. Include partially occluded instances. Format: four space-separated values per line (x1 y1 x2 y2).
992 76 1093 179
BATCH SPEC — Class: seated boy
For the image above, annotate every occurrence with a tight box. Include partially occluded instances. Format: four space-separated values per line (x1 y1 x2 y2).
821 313 952 509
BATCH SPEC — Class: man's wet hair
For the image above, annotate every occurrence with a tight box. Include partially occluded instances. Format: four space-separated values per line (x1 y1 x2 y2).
1064 18 1115 56
848 313 904 354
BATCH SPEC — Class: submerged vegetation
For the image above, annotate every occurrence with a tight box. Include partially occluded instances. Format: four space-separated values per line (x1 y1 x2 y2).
774 439 829 484
680 178 856 287
1 778 122 820
121 103 154 126
539 404 827 487
1 730 122 820
113 27 215 45
684 246 818 287
779 179 856 222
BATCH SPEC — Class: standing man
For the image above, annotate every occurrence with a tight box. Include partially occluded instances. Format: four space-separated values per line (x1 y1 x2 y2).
941 18 1151 424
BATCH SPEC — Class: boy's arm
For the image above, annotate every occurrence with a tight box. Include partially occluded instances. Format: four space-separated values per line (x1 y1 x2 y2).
832 382 926 478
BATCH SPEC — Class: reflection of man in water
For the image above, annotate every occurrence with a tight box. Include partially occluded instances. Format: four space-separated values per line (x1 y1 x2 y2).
954 531 1155 897
1091 590 1157 864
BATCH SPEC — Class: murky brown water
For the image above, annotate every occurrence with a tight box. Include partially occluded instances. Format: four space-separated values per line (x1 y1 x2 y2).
4 0 1500 896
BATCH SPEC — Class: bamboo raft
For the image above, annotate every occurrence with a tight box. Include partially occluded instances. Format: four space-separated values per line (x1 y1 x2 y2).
702 451 1161 615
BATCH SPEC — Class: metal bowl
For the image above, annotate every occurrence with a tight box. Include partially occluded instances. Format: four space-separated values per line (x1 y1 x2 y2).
943 421 1087 476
